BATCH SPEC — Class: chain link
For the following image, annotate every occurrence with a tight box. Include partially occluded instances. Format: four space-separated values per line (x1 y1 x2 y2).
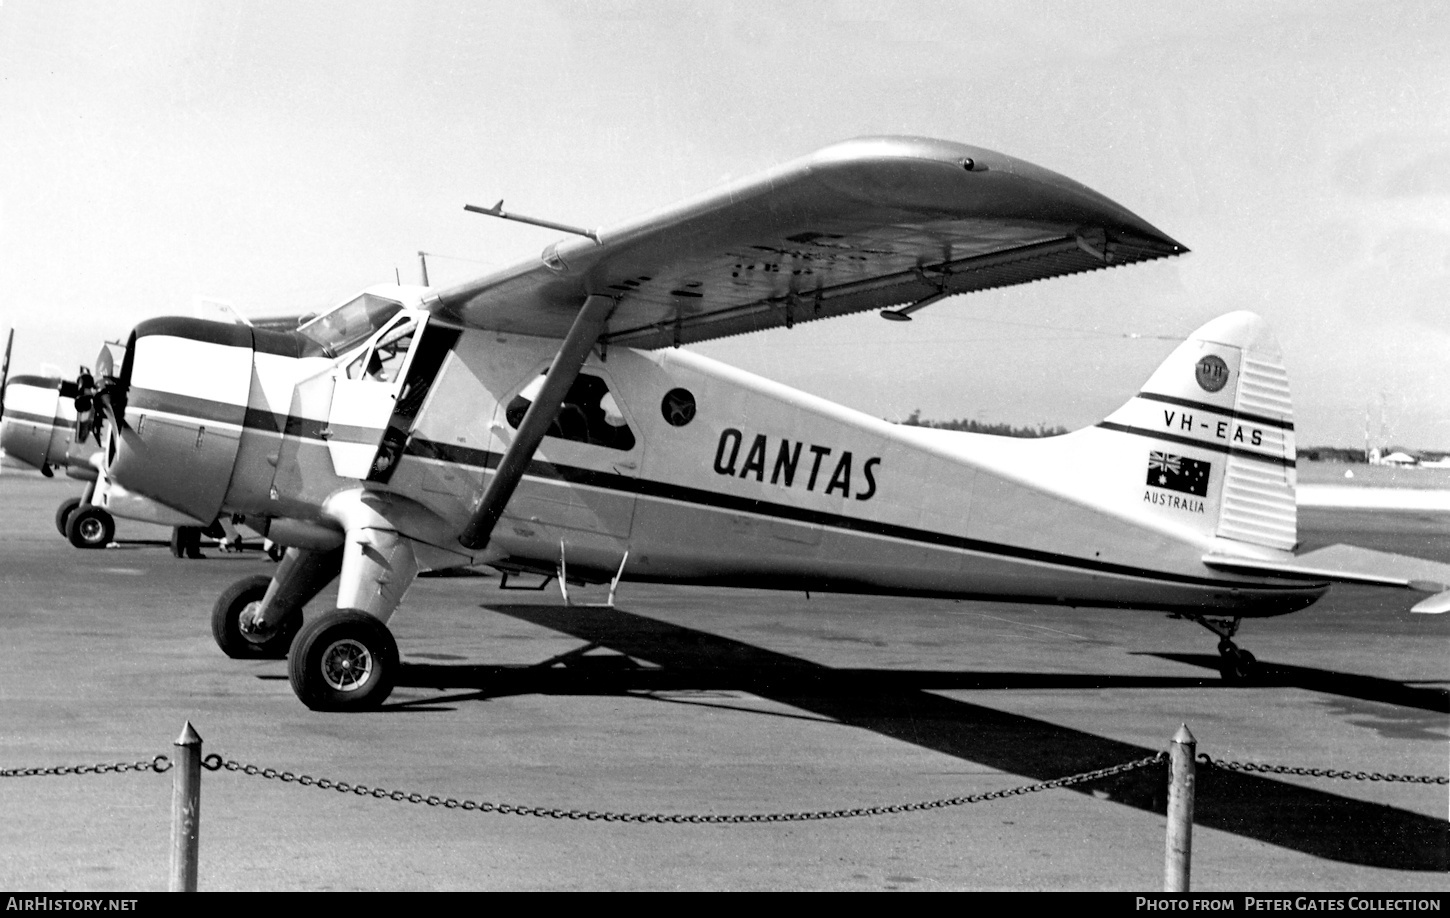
0 755 171 778
6 749 1444 821
1197 753 1449 785
197 752 1167 823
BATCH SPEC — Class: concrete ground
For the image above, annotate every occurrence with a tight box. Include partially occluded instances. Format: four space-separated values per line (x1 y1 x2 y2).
0 471 1445 891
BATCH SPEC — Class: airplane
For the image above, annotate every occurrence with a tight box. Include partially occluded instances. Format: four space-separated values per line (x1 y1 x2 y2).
65 135 1450 711
0 331 278 557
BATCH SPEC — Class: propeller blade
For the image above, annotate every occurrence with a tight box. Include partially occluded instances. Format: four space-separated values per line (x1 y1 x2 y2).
0 328 13 412
72 368 96 442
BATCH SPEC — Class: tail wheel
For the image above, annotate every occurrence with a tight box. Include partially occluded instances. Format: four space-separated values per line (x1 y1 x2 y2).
1218 644 1259 684
288 610 398 711
65 505 115 549
211 574 300 659
54 497 83 537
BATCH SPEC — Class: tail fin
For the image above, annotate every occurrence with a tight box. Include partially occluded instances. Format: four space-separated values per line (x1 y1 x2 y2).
1096 310 1297 550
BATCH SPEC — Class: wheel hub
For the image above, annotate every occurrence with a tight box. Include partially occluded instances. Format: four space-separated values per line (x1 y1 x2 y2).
237 602 275 643
78 517 105 543
320 638 373 692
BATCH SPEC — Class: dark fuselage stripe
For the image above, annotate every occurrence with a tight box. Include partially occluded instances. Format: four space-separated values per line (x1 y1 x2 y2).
402 437 1312 592
1133 391 1294 431
129 388 246 424
118 386 1314 593
1094 420 1295 468
1 408 65 427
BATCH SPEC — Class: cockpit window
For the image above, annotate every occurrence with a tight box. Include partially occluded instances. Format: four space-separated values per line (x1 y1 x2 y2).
506 372 636 451
344 316 416 382
297 293 404 358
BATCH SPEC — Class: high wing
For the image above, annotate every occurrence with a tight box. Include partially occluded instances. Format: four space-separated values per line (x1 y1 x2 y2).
427 136 1187 347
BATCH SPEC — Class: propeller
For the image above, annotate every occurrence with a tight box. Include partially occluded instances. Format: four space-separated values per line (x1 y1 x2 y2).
76 342 127 447
0 327 13 421
72 367 97 444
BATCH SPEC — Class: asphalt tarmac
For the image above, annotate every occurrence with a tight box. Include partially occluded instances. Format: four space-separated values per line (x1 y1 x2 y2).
0 471 1445 892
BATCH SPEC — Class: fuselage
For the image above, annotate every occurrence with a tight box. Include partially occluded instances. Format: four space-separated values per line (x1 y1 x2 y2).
100 287 1327 617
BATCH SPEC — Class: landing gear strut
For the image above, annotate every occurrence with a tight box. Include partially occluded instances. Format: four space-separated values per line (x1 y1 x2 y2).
1181 614 1259 683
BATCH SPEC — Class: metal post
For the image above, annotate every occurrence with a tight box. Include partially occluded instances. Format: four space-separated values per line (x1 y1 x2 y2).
418 251 429 286
1164 723 1196 892
170 722 202 892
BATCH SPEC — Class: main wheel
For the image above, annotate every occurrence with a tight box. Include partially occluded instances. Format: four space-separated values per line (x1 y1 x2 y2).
211 574 300 659
54 497 83 537
65 505 115 549
288 610 398 711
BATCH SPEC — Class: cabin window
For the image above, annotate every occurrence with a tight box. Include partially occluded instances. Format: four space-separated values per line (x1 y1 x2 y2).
506 372 636 451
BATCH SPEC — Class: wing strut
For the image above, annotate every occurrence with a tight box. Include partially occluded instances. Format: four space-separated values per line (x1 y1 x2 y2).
457 294 617 550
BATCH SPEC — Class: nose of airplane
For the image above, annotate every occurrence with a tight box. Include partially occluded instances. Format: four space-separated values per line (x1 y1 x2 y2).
102 317 254 522
0 373 69 475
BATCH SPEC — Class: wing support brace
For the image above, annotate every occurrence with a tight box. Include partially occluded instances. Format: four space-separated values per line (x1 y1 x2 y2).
458 294 617 551
1202 544 1450 613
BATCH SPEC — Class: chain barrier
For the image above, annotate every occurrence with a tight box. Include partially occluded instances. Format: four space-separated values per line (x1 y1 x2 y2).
194 751 1166 822
0 755 171 778
1197 753 1449 785
5 749 1444 819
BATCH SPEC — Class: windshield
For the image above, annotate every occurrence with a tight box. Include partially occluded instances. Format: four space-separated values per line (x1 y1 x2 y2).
297 293 404 357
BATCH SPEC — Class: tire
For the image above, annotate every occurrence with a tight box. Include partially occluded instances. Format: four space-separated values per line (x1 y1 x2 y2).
55 497 83 537
65 505 115 549
1218 647 1259 684
211 574 300 659
288 610 398 711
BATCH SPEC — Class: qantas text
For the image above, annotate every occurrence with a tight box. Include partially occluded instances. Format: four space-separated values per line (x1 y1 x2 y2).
713 428 880 501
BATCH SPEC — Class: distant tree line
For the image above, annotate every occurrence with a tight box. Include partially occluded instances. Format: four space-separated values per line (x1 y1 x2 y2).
1290 447 1450 463
899 409 1068 438
1298 446 1367 463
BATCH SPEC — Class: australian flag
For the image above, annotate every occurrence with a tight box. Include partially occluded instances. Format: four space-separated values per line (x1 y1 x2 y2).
1146 451 1210 496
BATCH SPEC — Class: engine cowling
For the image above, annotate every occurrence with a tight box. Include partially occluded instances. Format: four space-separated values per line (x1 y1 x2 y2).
104 318 255 523
0 375 75 475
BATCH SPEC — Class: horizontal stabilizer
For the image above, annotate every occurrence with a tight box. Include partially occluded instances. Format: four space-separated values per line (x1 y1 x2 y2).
1410 590 1450 614
1297 484 1450 512
1202 544 1450 605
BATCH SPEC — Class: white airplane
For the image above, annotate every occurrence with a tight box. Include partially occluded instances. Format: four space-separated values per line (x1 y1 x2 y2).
69 136 1450 711
0 332 273 557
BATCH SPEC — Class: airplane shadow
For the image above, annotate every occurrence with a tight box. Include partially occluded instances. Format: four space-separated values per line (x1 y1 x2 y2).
1143 653 1450 715
391 602 1448 872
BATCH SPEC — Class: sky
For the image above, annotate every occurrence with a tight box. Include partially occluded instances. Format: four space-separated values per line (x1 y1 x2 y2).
1 1 1447 449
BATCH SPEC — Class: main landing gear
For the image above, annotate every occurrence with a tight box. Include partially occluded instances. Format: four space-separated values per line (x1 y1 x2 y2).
209 531 418 712
1180 614 1260 683
56 496 116 549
